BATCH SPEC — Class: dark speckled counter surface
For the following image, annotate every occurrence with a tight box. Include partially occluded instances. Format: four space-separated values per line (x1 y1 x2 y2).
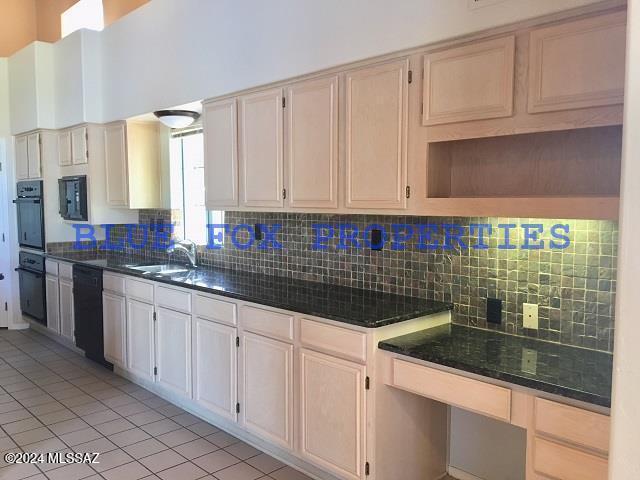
47 254 452 328
379 323 613 407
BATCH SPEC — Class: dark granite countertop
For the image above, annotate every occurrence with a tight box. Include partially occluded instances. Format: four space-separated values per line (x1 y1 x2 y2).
47 253 452 328
379 323 613 407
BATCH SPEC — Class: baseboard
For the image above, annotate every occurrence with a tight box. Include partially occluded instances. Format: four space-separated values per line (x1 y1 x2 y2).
447 465 485 480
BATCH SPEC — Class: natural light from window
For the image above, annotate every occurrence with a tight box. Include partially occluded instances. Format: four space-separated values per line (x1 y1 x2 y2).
61 0 104 38
170 130 223 246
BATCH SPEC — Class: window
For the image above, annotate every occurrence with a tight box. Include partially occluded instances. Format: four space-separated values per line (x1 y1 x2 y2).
61 0 104 38
170 130 223 245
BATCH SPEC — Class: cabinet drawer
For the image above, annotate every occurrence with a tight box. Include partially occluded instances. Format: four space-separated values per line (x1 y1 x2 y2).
156 285 191 314
103 273 125 295
45 260 58 276
240 305 293 342
194 294 237 326
125 277 154 303
58 262 73 280
392 359 511 422
535 397 610 453
300 319 366 363
533 437 608 480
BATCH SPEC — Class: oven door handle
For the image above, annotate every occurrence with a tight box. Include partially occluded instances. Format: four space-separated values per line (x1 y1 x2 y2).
13 198 41 204
15 267 43 279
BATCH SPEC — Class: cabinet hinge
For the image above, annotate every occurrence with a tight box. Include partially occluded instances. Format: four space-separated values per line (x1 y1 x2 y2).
2 233 4 242
282 97 286 108
365 376 370 390
421 103 424 115
4 302 7 312
153 311 157 321
408 70 413 84
405 186 411 199
282 188 287 200
236 336 240 347
365 462 370 476
0 162 2 172
236 403 240 414
153 367 157 376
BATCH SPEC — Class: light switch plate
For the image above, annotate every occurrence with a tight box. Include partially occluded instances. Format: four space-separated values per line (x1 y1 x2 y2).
523 303 539 329
522 348 538 375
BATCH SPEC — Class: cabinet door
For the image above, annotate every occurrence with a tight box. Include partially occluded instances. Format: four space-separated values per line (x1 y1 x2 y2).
193 317 237 420
104 123 129 207
345 60 408 209
103 292 126 368
59 278 74 343
45 275 60 334
15 136 29 180
299 349 366 480
240 331 293 449
156 307 191 398
58 131 72 167
126 299 155 382
71 126 88 165
239 88 284 207
422 36 515 125
528 11 626 113
285 76 339 208
204 99 238 208
27 133 41 178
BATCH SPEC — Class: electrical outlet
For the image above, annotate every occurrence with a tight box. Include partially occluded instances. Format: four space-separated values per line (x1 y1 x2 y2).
523 303 539 330
521 348 538 375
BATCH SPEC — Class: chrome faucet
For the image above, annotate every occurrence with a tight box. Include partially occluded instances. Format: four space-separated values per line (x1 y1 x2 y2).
167 239 198 268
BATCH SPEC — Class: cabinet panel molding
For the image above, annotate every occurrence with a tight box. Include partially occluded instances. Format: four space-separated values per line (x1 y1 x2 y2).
528 11 626 113
345 59 408 209
423 35 515 125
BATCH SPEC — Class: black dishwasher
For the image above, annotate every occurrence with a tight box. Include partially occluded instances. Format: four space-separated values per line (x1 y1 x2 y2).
73 264 112 369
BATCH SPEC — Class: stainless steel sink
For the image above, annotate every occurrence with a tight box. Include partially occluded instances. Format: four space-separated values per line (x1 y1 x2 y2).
126 264 192 275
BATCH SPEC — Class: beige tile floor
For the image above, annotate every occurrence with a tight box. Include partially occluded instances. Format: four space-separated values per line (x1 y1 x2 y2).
0 328 313 480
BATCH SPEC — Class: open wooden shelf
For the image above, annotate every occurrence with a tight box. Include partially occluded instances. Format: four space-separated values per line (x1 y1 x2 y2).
423 126 622 220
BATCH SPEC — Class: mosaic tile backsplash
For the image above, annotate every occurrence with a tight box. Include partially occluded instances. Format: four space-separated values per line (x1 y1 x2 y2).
47 210 618 352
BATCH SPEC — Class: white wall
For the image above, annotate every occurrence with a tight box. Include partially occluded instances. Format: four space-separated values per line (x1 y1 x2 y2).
0 58 28 330
609 0 640 477
100 0 613 122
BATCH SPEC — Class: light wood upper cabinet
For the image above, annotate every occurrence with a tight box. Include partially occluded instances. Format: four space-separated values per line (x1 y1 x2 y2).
58 130 72 167
528 11 626 113
156 306 191 399
126 298 155 383
204 98 238 208
240 331 293 449
104 121 161 209
299 348 366 480
15 135 29 180
423 36 515 125
71 126 88 165
285 76 339 209
345 59 408 209
103 292 126 369
104 122 129 207
239 88 284 208
193 317 237 421
26 133 41 179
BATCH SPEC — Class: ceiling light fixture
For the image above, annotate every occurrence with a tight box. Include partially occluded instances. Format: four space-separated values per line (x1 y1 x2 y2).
153 110 200 129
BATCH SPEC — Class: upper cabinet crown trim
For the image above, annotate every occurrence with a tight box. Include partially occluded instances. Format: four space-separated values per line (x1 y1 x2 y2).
528 11 626 114
422 35 515 126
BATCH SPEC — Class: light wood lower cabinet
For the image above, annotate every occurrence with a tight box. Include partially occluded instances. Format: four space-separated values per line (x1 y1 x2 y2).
239 331 294 450
126 298 155 383
533 437 608 480
45 274 60 335
103 292 126 368
155 307 192 399
192 317 237 421
59 278 74 342
299 348 366 480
